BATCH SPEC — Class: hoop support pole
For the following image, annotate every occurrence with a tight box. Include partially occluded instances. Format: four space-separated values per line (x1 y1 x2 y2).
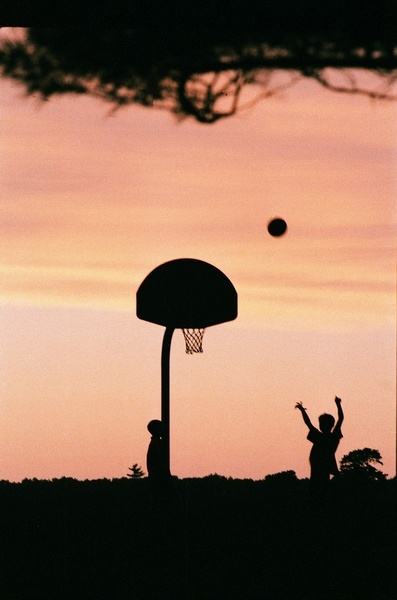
161 326 174 476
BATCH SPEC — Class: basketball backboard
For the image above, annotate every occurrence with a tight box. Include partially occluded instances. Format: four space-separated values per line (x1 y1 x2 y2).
136 258 237 329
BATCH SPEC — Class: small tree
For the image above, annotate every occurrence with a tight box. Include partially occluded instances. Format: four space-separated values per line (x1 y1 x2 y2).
127 463 145 479
340 448 387 482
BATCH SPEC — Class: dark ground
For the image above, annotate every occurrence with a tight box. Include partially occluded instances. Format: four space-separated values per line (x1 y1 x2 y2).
0 475 395 600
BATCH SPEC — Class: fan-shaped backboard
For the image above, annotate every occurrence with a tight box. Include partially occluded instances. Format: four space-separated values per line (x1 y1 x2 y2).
136 258 237 328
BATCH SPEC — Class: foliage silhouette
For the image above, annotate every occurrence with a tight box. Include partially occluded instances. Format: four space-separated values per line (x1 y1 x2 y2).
0 475 395 599
264 469 298 483
0 1 396 123
127 463 145 479
340 447 387 482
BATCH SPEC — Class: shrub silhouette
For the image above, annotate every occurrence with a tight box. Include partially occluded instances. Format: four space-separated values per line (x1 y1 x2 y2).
264 470 298 483
340 448 387 482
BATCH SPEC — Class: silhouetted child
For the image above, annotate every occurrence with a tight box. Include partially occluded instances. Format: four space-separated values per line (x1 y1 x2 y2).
296 397 344 500
146 419 170 481
146 420 173 531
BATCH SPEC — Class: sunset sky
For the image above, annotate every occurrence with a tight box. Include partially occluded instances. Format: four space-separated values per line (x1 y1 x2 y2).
0 46 395 481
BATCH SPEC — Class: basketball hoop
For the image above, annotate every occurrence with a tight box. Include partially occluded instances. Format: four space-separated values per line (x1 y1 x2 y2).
137 259 237 475
182 328 205 354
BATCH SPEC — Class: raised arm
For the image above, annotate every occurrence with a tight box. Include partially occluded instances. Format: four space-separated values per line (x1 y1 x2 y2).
295 402 315 431
335 396 344 428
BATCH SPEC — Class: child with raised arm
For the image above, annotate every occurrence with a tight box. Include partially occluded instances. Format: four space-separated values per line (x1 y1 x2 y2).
295 397 344 498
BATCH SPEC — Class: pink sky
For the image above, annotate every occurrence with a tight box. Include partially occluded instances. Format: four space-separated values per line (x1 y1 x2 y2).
0 63 395 481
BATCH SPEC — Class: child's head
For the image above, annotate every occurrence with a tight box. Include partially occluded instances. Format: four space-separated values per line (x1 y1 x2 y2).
318 413 335 433
147 419 163 437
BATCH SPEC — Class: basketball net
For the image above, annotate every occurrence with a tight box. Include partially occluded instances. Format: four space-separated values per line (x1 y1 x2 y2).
182 328 205 354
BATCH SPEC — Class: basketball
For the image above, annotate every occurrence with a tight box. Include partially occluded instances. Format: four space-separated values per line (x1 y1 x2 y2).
267 217 287 237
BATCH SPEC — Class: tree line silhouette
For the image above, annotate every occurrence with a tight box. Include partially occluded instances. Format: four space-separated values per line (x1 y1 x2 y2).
0 470 394 599
128 447 389 483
